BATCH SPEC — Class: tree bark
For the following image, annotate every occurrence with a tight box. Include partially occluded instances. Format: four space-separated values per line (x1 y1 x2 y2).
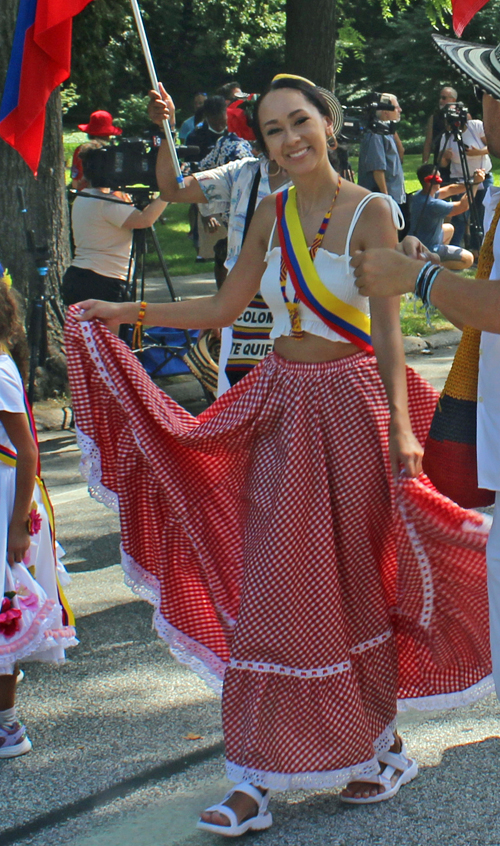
0 0 71 397
285 0 336 91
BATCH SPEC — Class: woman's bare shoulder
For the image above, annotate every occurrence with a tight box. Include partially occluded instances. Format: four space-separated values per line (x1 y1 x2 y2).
351 194 397 250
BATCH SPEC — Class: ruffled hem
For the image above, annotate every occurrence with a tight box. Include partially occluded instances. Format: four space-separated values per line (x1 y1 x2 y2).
121 547 225 695
226 723 397 791
76 424 119 512
397 675 496 711
0 602 59 670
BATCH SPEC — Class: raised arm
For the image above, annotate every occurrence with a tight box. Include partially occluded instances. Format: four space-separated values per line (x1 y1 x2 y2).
75 195 276 330
148 84 207 204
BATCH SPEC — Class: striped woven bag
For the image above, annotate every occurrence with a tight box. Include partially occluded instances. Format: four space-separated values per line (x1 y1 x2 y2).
422 201 500 508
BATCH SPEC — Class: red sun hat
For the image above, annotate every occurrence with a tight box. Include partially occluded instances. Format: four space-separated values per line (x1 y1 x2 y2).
78 110 122 136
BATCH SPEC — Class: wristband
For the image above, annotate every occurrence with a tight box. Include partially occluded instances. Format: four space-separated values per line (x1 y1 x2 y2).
414 261 444 308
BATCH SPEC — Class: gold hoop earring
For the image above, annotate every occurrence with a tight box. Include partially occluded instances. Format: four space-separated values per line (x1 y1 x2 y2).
266 160 282 177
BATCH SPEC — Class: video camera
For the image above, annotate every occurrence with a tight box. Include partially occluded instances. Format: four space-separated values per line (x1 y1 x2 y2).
340 93 397 143
442 101 468 138
82 134 199 192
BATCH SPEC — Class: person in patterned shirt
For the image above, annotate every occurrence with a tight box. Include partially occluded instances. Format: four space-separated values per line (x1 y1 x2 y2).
148 83 290 395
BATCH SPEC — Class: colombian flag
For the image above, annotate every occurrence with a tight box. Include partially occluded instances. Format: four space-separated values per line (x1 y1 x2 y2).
0 0 93 175
452 0 491 35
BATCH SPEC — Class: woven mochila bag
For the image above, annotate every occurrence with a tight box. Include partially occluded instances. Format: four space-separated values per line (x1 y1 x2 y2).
422 201 500 509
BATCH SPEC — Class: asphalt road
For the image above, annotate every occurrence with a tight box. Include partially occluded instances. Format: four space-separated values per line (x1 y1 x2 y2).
2 316 500 846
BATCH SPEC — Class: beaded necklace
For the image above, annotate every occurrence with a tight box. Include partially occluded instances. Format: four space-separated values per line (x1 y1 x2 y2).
279 177 341 339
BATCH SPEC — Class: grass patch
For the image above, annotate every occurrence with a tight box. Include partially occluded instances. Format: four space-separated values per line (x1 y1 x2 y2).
146 203 212 277
400 295 454 336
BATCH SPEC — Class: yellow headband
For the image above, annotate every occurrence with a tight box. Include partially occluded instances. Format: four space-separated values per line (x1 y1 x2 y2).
272 73 316 87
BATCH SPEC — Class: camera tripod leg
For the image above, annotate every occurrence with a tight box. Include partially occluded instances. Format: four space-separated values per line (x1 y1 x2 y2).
27 297 47 406
149 224 192 350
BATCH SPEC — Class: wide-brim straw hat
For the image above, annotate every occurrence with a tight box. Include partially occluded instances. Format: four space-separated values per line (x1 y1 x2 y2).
183 332 220 395
78 110 123 136
271 74 344 137
433 34 500 101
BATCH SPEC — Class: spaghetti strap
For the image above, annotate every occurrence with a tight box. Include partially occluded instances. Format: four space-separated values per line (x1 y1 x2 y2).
344 193 404 262
267 219 278 254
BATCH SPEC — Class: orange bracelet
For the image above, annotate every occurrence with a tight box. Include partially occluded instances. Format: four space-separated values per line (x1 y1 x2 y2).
137 301 147 325
131 301 147 350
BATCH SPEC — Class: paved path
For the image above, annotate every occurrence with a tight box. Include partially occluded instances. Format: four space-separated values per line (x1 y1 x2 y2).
3 327 500 846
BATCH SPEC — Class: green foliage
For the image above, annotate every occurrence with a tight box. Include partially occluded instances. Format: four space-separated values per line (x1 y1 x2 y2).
115 95 152 135
66 0 500 151
68 0 286 125
60 83 80 115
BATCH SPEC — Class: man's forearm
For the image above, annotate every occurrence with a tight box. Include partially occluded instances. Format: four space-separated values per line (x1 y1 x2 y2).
352 248 500 334
156 140 185 200
156 141 205 204
430 274 500 333
372 170 388 193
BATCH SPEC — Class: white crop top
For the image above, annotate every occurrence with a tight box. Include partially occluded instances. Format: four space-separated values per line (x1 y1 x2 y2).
260 193 403 343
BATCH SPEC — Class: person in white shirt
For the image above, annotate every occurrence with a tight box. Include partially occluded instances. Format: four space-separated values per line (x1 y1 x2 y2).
62 142 167 307
441 117 493 251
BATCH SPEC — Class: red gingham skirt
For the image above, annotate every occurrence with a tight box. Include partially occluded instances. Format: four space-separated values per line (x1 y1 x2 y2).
65 312 493 790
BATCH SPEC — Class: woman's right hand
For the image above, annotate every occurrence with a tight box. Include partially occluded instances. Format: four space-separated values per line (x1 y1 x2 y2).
147 83 175 128
74 300 136 327
7 520 31 566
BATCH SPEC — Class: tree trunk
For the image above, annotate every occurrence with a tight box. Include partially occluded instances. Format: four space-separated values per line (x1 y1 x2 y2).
285 0 336 91
0 0 70 398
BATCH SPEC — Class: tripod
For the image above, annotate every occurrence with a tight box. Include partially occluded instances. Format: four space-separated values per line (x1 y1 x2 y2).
449 128 483 248
122 190 194 360
17 188 66 406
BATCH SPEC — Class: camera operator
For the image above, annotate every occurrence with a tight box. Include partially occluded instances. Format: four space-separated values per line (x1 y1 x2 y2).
357 94 407 236
62 141 167 307
422 86 458 181
441 114 492 252
409 164 485 271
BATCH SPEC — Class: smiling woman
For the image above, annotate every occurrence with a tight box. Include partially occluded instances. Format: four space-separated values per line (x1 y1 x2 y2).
65 75 493 837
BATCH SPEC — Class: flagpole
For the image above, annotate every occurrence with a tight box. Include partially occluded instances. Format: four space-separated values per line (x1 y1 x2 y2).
129 0 185 188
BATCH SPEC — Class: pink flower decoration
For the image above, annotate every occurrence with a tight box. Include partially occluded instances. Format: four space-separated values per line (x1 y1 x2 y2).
0 598 22 639
19 591 39 611
28 507 42 536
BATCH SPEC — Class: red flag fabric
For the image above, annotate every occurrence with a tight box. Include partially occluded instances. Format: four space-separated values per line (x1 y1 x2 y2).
452 0 491 36
0 0 93 175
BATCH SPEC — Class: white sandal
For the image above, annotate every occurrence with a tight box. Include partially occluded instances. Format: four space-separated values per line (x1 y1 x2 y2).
340 743 418 805
196 781 273 837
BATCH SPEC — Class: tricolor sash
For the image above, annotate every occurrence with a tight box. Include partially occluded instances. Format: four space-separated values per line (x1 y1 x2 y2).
276 187 373 353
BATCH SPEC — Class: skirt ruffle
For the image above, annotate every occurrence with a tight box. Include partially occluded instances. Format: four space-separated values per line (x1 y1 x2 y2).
0 466 78 672
65 311 493 789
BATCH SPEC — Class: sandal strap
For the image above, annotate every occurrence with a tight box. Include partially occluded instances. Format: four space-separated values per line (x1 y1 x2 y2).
202 802 239 828
230 781 269 812
378 749 410 771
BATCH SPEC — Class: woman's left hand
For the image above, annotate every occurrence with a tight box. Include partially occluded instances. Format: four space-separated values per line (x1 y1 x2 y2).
389 423 423 478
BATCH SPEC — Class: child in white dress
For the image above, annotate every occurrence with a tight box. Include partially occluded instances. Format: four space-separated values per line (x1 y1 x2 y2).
0 271 77 757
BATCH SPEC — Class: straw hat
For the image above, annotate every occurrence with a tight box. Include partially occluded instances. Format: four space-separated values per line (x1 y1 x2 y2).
271 74 344 137
183 332 220 395
433 34 500 102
